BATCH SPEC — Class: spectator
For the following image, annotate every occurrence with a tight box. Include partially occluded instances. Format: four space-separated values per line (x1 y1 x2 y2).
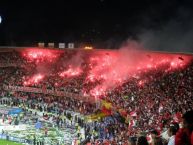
175 110 193 145
137 136 148 145
128 137 137 145
152 137 163 145
167 123 179 145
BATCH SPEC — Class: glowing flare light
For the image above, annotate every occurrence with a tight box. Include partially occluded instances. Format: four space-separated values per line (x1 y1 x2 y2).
59 67 82 78
84 51 191 97
22 49 58 62
23 74 44 86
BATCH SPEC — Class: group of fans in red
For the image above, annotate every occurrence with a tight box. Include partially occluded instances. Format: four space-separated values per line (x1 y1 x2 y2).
0 48 192 145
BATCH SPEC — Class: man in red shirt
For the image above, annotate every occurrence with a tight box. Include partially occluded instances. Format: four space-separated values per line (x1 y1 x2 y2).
175 110 193 145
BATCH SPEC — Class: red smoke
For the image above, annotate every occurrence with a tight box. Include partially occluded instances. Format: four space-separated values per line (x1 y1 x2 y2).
22 48 59 63
85 48 192 97
24 74 44 86
59 66 82 78
20 47 192 99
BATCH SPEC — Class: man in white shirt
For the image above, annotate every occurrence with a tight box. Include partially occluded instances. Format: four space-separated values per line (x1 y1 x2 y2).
168 134 175 145
167 123 179 145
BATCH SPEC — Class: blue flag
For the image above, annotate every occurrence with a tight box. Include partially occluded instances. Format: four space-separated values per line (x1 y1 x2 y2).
35 121 42 129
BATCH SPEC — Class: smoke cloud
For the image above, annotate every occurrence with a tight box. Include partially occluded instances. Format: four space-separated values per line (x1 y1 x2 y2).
87 41 192 97
138 5 193 53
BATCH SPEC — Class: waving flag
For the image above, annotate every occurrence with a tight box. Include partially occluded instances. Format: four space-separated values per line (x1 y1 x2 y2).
129 119 136 128
101 100 112 109
35 121 42 129
130 111 137 117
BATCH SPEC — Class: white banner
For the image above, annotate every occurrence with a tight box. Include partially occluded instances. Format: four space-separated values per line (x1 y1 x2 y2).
0 124 27 131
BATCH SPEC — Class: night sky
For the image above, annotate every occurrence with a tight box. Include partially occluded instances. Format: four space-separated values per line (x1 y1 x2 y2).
0 0 193 51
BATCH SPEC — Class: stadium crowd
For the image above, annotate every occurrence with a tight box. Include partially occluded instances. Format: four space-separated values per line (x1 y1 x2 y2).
0 49 193 145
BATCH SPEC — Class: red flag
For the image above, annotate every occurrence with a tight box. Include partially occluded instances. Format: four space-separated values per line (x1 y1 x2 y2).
130 111 137 117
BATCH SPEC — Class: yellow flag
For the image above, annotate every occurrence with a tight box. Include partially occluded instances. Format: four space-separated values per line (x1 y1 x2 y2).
101 100 112 109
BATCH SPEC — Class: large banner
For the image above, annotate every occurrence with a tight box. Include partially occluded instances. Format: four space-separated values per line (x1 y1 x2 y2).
3 85 75 97
0 124 27 131
2 85 93 102
0 63 24 68
8 108 23 115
